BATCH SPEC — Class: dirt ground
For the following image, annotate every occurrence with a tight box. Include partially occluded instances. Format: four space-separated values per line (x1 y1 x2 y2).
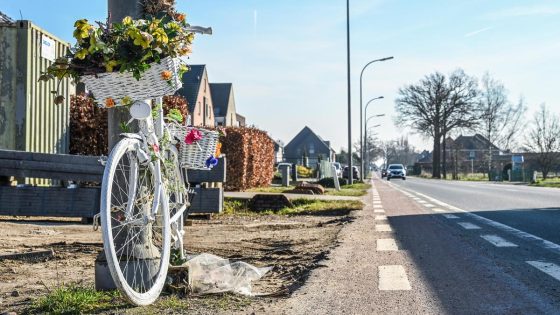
0 209 354 314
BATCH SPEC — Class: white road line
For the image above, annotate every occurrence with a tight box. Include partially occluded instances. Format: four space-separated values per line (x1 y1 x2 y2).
375 215 387 220
481 235 518 247
442 214 459 219
390 185 560 255
378 265 411 290
374 209 386 213
526 261 560 281
377 239 399 251
373 205 383 209
424 203 435 208
376 224 392 232
433 208 446 213
457 222 481 230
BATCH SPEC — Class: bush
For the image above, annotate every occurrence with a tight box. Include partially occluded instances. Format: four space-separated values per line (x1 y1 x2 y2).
221 127 275 191
317 177 348 188
70 94 109 156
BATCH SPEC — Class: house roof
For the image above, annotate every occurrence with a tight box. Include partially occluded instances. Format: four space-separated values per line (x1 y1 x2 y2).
176 65 206 113
0 11 14 24
210 83 232 117
285 126 333 153
451 134 501 151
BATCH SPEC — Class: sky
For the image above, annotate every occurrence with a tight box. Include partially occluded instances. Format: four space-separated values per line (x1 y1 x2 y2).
2 0 560 152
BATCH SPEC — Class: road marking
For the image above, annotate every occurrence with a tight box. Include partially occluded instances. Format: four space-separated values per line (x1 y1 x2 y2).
374 209 386 213
442 214 459 219
377 238 398 251
378 265 411 290
423 203 435 208
433 208 446 213
373 205 383 209
376 224 392 232
526 261 560 281
457 222 481 230
481 235 518 247
375 215 387 220
390 185 560 255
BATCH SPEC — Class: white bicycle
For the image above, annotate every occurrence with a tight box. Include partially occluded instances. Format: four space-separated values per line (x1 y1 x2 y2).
99 97 216 305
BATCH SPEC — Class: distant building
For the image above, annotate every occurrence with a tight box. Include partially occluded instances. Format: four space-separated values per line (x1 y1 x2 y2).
236 114 246 127
274 140 284 164
210 83 238 127
284 126 336 168
176 65 215 127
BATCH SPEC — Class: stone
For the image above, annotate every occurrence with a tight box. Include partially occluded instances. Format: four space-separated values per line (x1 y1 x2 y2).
248 194 293 212
296 182 325 195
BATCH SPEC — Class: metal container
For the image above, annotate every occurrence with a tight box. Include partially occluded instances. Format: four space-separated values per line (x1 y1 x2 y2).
0 19 75 184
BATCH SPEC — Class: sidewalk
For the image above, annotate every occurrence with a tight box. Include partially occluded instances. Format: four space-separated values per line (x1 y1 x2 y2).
224 191 361 201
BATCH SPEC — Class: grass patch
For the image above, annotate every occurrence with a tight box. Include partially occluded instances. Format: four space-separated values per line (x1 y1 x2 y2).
222 198 363 216
530 178 560 188
246 186 294 193
29 284 126 314
275 199 364 215
325 183 371 197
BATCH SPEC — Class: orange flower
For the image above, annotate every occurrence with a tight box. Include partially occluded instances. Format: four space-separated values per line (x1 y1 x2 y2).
161 70 172 80
105 97 115 108
175 13 186 22
215 142 222 157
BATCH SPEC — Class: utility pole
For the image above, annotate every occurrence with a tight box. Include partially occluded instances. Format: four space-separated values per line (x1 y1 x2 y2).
346 0 353 184
107 0 143 150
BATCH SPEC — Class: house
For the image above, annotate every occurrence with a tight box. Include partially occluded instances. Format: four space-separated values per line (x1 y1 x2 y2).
236 114 246 127
176 65 215 127
284 126 336 168
210 83 238 127
274 140 284 164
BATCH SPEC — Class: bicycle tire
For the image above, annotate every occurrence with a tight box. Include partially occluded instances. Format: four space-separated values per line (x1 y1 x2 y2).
100 137 171 306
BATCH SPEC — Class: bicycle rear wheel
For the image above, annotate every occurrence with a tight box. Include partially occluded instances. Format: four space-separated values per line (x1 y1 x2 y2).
100 137 171 306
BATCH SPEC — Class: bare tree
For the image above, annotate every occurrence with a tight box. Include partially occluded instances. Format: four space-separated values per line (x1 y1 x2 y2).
524 104 560 179
477 72 527 170
395 70 479 178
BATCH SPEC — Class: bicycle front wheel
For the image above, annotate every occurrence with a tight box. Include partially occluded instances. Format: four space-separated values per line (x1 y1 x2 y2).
100 137 171 306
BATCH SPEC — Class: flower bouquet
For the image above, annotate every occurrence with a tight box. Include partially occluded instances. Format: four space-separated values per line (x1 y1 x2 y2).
40 12 194 107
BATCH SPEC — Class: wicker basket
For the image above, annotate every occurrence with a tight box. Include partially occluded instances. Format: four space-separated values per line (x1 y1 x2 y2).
81 57 182 107
168 124 220 170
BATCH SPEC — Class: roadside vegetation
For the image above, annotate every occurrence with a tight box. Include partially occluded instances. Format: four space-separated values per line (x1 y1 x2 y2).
529 178 560 188
247 182 371 197
413 172 488 181
223 198 363 216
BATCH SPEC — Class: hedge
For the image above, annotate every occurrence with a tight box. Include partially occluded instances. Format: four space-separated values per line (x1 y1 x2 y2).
69 94 188 156
221 127 275 191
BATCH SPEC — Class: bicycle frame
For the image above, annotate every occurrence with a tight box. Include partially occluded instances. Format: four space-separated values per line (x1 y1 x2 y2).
122 96 189 256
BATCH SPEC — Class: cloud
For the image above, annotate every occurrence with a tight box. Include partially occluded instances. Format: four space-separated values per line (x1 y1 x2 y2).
464 26 493 37
486 5 560 19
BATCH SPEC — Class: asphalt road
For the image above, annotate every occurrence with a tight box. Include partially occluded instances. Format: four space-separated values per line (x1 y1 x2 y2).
389 177 560 244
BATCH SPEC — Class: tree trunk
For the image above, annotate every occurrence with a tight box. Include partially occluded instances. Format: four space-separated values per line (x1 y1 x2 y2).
442 134 447 179
432 135 441 178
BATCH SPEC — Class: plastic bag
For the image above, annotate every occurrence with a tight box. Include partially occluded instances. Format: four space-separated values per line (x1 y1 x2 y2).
186 253 272 296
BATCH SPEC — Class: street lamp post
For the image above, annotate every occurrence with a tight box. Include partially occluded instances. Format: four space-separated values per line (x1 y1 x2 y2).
346 0 353 184
364 113 383 177
359 57 393 178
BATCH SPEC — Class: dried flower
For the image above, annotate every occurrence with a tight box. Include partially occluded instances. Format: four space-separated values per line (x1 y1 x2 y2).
161 70 172 80
105 98 115 108
175 13 186 22
54 95 65 105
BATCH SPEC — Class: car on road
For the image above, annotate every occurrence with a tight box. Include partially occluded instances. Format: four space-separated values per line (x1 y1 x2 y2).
386 164 406 180
343 166 360 180
381 169 388 178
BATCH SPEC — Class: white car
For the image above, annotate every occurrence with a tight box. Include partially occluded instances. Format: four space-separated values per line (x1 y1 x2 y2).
387 164 406 180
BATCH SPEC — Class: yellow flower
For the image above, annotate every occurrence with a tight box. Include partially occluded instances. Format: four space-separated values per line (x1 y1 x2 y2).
161 70 172 80
153 28 168 45
165 22 180 31
75 48 89 60
187 33 195 43
133 31 153 49
215 142 222 157
105 98 115 108
73 19 91 41
122 16 133 26
104 60 119 72
121 96 132 106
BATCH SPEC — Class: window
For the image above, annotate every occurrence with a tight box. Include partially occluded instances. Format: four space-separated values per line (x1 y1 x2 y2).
197 102 201 115
309 143 315 154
